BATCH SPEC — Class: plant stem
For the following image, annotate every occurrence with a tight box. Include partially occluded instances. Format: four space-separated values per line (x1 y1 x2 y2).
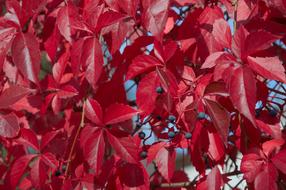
233 0 238 33
64 101 86 179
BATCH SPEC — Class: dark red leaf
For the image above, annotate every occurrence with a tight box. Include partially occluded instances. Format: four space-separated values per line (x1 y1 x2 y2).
204 98 230 145
136 71 160 116
126 54 163 80
271 149 286 174
106 132 138 163
229 66 256 126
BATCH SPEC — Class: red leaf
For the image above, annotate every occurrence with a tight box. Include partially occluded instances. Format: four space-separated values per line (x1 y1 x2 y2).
11 32 41 84
229 66 256 126
82 37 104 89
271 149 286 174
71 38 84 75
142 0 170 39
40 131 58 150
126 54 163 80
147 142 165 164
247 56 286 83
83 130 105 175
104 104 138 125
95 10 126 31
41 152 58 169
241 153 264 182
156 67 178 97
262 139 284 158
136 71 160 116
207 166 223 190
245 31 279 57
84 98 104 126
57 5 81 43
30 157 46 188
254 163 278 190
204 98 230 145
208 132 225 162
118 0 139 17
18 128 39 151
52 51 70 83
231 26 249 59
0 113 20 138
118 163 146 187
0 27 16 70
155 147 176 182
10 154 36 188
0 85 34 109
106 132 138 163
212 19 231 49
57 85 78 99
201 52 226 69
51 94 61 114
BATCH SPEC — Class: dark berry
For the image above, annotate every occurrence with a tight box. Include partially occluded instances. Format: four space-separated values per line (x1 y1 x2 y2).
55 170 61 176
138 131 146 139
255 109 261 117
168 131 176 138
140 151 147 159
168 115 176 123
136 123 142 128
197 112 206 120
156 115 162 120
269 109 277 117
156 86 164 94
185 132 192 139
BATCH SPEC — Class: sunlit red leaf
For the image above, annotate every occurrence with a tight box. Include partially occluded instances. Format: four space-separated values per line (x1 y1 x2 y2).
0 113 20 138
247 56 286 83
0 85 34 109
155 147 176 182
207 166 223 190
11 32 41 84
84 98 104 126
142 0 170 39
10 154 36 188
84 129 105 175
104 103 138 125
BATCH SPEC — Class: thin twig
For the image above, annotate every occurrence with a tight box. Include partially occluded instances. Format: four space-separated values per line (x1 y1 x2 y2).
64 101 86 179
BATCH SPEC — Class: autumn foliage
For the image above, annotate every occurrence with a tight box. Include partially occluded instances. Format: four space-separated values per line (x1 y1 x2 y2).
1 0 286 189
